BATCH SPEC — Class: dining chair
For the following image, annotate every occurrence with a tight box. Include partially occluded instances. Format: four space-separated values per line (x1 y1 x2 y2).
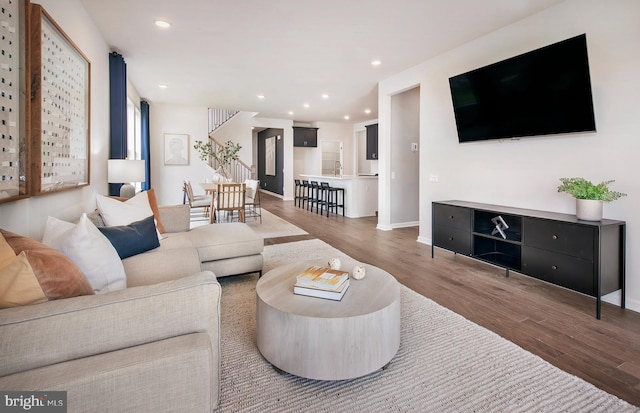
183 180 212 221
212 183 246 223
244 179 262 223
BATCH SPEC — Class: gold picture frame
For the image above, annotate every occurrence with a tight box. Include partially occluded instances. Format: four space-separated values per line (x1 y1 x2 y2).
29 3 91 195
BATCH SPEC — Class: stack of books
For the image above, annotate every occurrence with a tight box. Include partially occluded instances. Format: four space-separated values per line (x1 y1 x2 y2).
294 266 350 301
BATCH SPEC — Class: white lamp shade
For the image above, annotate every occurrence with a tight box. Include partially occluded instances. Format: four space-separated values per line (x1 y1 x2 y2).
107 159 146 183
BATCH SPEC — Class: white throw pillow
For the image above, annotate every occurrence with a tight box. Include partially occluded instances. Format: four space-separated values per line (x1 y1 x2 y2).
96 192 164 241
42 214 127 293
96 192 155 226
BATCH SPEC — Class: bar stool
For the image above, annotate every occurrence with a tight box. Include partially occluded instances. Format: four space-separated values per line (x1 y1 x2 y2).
319 182 334 217
301 180 311 209
294 179 303 207
329 186 345 216
307 181 320 212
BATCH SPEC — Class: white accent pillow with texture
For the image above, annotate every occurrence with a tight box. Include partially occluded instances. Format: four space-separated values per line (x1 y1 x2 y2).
42 213 127 293
96 192 155 226
96 192 163 241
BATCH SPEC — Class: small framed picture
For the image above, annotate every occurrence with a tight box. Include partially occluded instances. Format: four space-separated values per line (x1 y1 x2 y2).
164 134 189 165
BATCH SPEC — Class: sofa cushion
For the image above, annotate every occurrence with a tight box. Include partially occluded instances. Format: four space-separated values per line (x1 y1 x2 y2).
42 214 127 294
0 229 94 308
98 216 161 259
188 223 263 262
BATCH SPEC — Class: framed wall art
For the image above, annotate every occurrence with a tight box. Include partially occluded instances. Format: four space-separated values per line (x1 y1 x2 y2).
29 3 90 195
164 133 189 165
0 0 28 204
265 136 276 176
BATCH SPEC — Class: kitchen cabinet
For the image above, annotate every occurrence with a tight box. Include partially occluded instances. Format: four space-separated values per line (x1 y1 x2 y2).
293 127 318 147
365 124 378 159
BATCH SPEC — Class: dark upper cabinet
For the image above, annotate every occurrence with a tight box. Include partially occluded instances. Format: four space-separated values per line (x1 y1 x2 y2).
365 123 378 159
293 127 318 147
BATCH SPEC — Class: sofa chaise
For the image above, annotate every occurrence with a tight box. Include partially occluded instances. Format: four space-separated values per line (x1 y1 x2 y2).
0 203 264 412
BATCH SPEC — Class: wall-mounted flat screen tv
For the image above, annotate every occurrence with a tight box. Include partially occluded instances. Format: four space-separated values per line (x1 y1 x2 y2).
449 34 596 143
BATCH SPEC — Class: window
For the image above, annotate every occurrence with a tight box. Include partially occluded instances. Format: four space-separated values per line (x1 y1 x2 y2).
127 98 142 190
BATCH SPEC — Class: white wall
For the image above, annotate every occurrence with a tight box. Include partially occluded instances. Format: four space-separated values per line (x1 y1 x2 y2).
148 103 209 205
390 87 420 226
378 0 640 310
0 0 110 239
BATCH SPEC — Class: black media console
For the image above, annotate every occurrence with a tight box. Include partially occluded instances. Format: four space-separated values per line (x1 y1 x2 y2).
431 200 626 319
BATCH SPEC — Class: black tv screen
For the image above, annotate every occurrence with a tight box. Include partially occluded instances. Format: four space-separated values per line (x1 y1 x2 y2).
449 34 596 143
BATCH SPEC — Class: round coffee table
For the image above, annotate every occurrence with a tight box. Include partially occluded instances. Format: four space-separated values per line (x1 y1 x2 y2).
256 260 401 380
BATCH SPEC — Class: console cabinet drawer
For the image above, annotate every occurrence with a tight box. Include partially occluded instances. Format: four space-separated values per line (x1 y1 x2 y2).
522 246 594 296
523 218 594 260
433 204 471 231
433 226 471 255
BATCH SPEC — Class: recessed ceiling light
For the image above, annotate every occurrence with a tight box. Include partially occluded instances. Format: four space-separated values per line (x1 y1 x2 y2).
321 94 329 99
371 59 382 66
155 20 171 29
344 115 350 120
303 103 310 108
159 84 168 89
257 94 265 99
364 109 371 114
288 111 294 116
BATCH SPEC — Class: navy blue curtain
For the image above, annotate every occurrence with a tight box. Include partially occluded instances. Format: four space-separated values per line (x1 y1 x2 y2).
140 100 151 190
109 52 127 196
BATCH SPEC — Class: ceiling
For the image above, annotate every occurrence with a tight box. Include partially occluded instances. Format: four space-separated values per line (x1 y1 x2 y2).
79 0 566 124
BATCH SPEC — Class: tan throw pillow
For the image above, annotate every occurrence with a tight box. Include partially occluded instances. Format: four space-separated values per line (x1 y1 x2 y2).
0 229 94 308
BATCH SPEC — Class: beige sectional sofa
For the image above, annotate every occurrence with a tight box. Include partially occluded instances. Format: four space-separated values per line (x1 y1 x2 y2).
0 204 264 412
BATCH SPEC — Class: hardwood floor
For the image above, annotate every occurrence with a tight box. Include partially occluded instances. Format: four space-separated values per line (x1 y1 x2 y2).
259 192 640 407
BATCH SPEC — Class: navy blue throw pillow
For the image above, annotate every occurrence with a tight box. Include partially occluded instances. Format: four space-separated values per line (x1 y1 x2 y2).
98 215 160 259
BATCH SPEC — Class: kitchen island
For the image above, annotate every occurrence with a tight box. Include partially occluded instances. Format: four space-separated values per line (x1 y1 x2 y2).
300 174 378 218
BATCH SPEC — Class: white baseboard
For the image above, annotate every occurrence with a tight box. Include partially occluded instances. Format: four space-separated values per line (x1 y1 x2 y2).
602 290 640 314
376 224 393 231
390 221 419 229
417 236 431 245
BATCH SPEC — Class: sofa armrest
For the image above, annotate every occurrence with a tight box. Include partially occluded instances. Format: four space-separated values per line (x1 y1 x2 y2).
158 205 191 233
0 272 220 378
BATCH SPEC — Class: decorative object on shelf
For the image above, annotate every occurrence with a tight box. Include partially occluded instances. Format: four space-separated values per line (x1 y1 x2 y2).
164 134 189 165
30 3 91 195
194 139 241 180
491 215 509 239
557 177 627 221
328 257 341 270
352 264 366 280
107 159 146 198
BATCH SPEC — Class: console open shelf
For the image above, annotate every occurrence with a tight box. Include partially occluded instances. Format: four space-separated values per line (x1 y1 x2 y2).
432 200 626 319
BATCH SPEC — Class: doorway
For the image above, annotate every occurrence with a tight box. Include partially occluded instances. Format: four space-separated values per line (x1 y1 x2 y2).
258 128 284 195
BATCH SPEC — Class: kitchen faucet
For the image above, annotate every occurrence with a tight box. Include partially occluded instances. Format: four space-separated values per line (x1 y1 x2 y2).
334 161 342 177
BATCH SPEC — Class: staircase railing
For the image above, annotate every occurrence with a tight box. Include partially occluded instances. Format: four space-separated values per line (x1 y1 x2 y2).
208 136 256 182
208 108 240 134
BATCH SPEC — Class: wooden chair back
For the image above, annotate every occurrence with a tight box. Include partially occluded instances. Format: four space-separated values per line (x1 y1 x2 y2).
213 183 246 223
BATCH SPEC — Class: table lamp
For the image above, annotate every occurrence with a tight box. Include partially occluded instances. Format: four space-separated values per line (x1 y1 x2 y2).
107 159 146 198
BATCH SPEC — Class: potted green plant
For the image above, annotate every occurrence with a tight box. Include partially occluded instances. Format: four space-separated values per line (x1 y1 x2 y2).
557 177 627 221
194 139 242 180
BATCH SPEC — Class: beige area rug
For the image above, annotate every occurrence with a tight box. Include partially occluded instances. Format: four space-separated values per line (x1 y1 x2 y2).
190 209 307 238
215 239 638 412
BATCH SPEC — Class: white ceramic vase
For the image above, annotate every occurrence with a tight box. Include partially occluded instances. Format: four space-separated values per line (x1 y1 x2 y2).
576 199 603 221
328 257 341 270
